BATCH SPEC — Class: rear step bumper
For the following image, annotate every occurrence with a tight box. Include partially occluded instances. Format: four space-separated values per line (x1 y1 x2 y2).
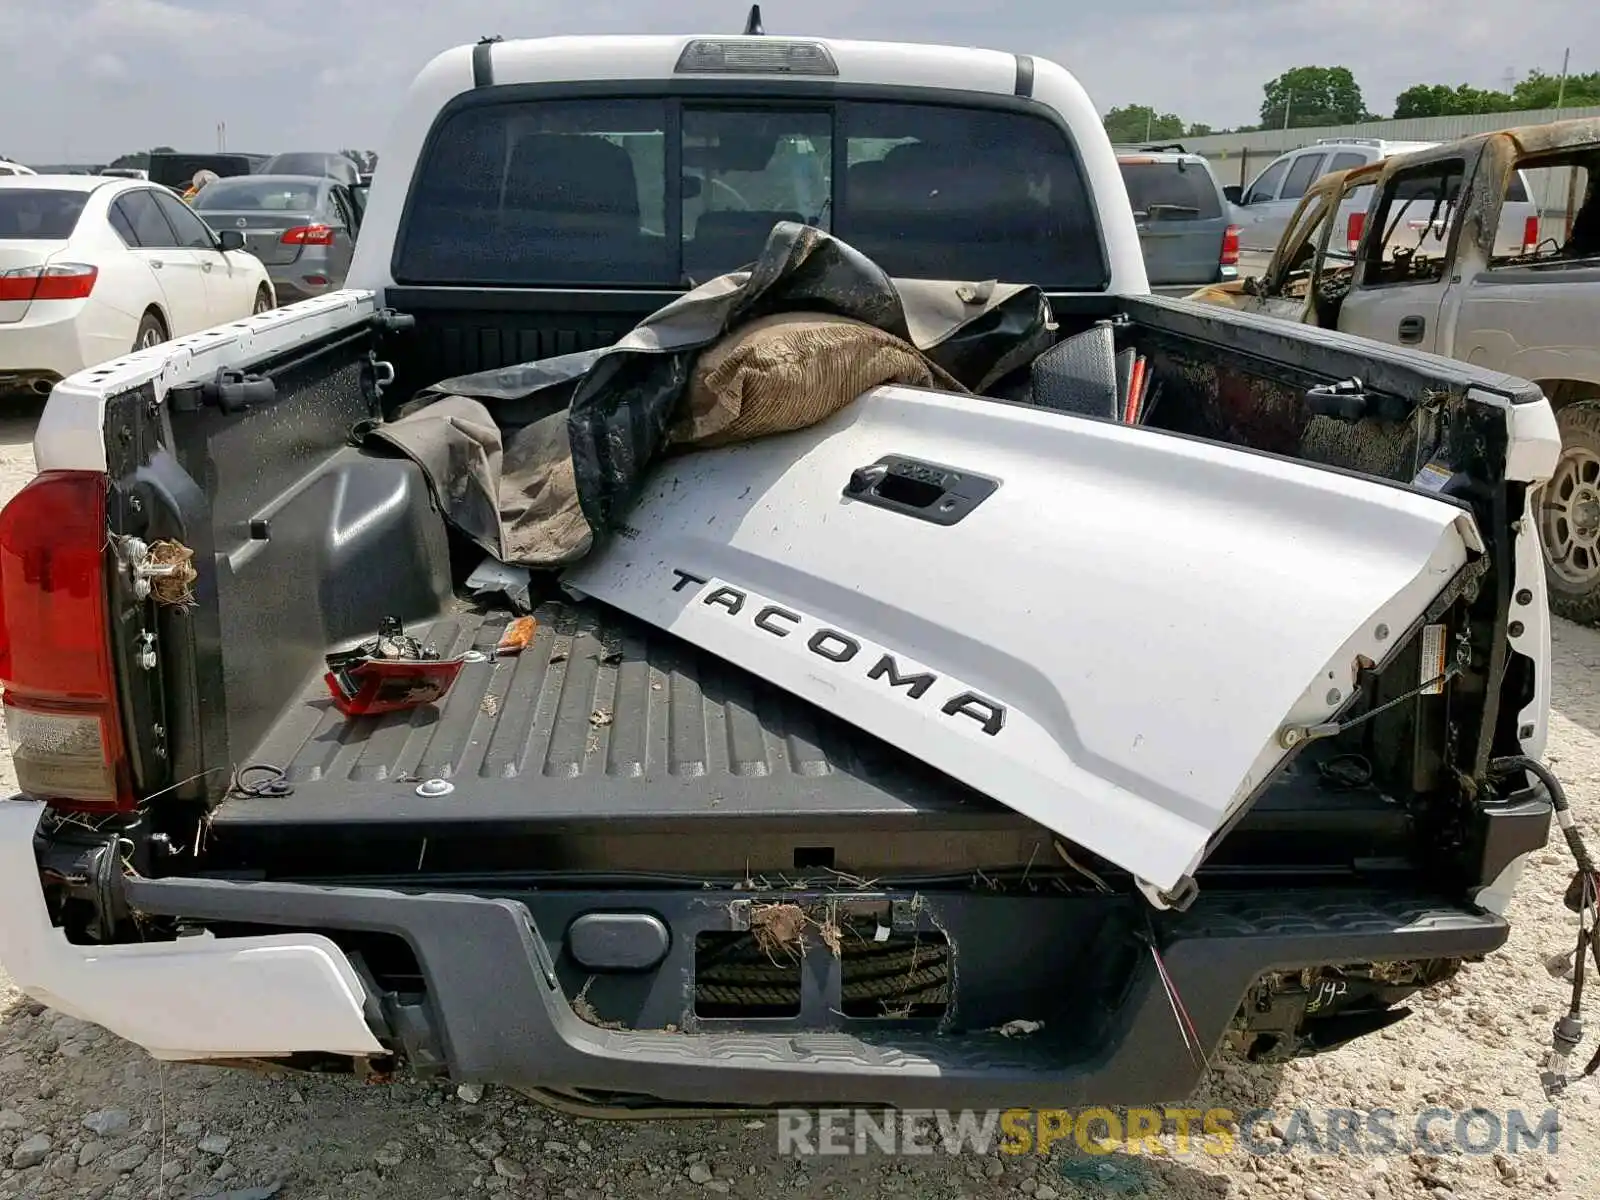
122 877 1505 1108
0 801 1507 1109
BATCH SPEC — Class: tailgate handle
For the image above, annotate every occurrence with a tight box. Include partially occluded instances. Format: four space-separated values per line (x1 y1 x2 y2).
1398 315 1426 343
843 456 999 526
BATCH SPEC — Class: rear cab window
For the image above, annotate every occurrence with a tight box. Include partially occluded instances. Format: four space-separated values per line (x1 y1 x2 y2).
1495 149 1597 266
1117 158 1222 220
0 190 90 239
395 95 1106 290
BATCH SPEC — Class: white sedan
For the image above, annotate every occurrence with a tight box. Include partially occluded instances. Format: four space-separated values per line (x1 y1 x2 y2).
0 175 275 396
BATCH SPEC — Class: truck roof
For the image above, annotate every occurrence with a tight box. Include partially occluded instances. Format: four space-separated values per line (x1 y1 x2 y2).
478 33 1030 94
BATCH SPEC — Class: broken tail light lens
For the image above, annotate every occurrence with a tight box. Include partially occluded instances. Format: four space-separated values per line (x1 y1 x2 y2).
322 616 466 718
0 470 131 810
1346 212 1366 253
323 659 465 717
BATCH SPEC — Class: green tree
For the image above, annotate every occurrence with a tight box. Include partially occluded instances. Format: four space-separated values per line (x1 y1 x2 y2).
1394 82 1513 118
1260 66 1370 129
1102 105 1185 145
1186 122 1215 137
1512 69 1600 110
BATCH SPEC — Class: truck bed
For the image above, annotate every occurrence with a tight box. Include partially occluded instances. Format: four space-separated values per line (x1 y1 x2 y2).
227 598 992 822
206 598 1411 886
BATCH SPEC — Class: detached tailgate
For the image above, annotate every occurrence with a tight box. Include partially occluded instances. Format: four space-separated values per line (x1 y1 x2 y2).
563 384 1480 896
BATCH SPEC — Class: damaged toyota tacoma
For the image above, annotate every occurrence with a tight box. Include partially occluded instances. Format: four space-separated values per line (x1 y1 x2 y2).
0 27 1594 1113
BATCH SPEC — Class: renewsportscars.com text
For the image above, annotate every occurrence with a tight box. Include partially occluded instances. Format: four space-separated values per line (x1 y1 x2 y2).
776 1107 1562 1158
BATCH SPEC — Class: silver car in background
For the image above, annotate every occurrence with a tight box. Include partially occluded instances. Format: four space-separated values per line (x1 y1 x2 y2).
191 174 362 303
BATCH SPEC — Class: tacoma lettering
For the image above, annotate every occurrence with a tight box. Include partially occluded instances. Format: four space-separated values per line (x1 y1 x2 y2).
755 605 800 636
867 655 936 700
672 570 1007 737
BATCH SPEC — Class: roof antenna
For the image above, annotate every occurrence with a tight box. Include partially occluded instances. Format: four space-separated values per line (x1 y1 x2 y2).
744 4 765 34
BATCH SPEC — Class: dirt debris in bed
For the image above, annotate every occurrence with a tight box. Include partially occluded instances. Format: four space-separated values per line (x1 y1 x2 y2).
0 407 1595 1198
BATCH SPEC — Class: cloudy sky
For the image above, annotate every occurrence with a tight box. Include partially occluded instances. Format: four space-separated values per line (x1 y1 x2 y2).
0 0 1592 163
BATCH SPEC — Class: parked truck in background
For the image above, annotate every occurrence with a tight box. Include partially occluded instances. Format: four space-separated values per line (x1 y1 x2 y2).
145 152 269 194
1195 118 1600 624
0 30 1580 1112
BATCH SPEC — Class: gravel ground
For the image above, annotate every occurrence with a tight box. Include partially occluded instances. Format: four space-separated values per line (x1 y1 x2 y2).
0 398 1595 1198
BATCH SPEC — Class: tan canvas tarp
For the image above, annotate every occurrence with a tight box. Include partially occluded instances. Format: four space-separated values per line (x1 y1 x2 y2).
364 223 1054 567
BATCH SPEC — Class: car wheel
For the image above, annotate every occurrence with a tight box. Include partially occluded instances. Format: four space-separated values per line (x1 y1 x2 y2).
133 311 167 353
1541 400 1600 624
253 286 273 315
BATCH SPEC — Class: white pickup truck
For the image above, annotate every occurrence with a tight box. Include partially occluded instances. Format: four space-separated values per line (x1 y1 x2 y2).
1196 119 1600 622
0 28 1587 1112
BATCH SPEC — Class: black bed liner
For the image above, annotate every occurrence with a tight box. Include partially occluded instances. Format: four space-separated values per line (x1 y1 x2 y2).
212 600 1414 886
223 600 999 826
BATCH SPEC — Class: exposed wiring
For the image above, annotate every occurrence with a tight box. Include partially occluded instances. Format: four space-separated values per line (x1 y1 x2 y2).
1053 839 1113 893
1142 915 1205 1067
228 762 294 798
1489 756 1600 1097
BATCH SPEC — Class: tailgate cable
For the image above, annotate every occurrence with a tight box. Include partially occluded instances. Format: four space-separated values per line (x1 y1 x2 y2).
1488 756 1600 1097
1278 664 1463 748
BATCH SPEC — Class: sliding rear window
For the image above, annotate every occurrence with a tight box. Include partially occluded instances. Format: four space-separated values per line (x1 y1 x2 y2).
394 96 1105 290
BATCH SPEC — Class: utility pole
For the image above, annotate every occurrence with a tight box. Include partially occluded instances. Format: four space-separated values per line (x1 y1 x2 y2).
1145 108 1153 142
1282 90 1293 132
1555 48 1572 240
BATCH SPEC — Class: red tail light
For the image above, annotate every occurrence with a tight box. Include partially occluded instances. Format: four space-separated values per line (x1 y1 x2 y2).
0 471 130 811
0 263 98 303
1346 212 1366 253
1524 215 1540 254
1220 224 1240 267
281 225 334 246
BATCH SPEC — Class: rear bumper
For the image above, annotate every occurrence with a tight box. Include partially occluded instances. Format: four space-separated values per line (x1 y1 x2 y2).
0 308 99 385
269 267 339 305
0 795 1514 1108
0 802 382 1060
